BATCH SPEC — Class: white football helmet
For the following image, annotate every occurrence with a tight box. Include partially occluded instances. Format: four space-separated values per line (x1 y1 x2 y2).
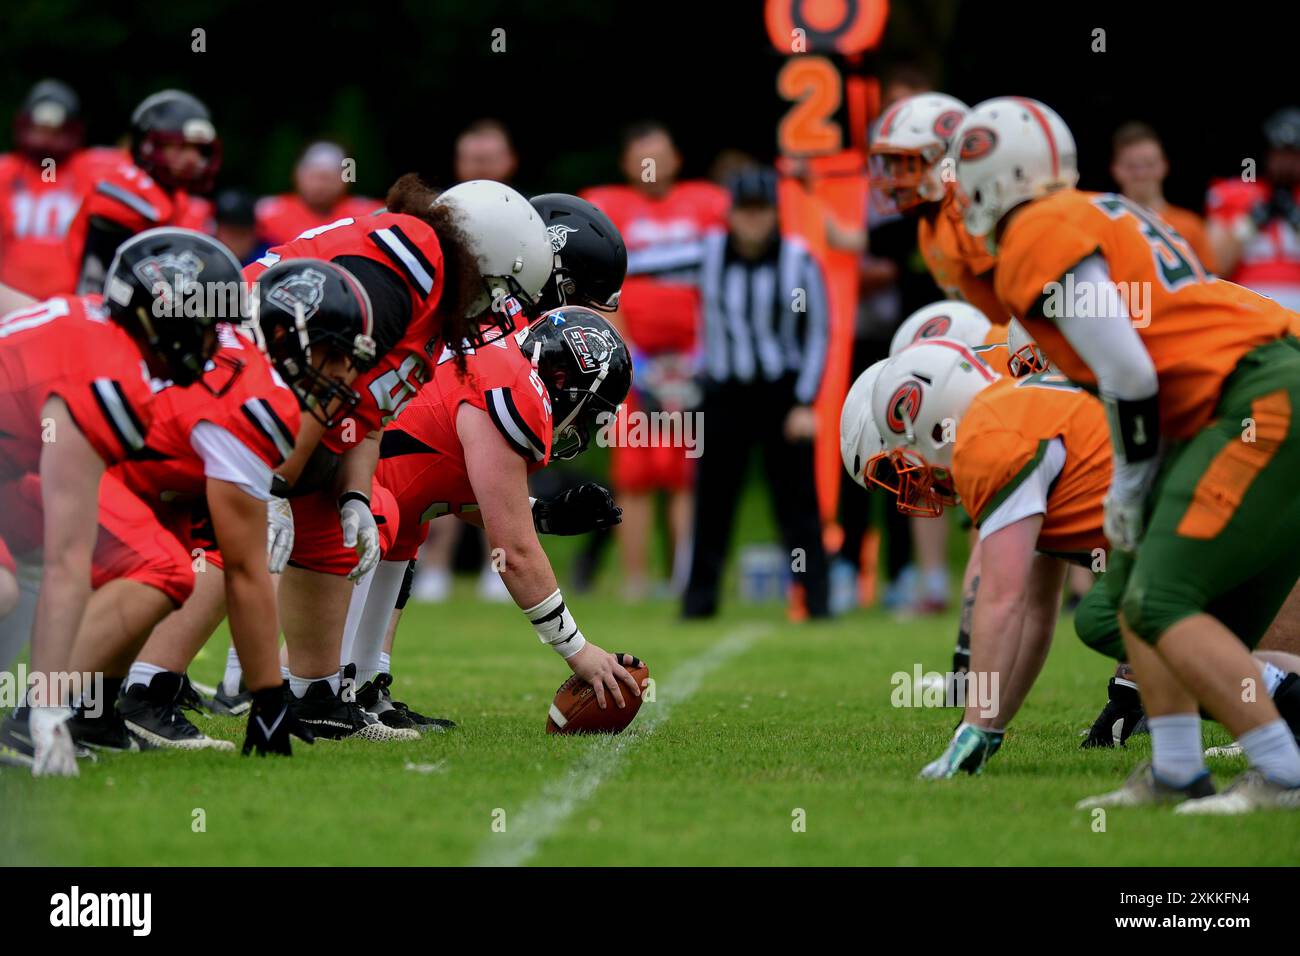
432 180 552 316
869 93 969 211
840 359 890 490
870 339 998 515
953 97 1078 238
889 300 992 357
1006 318 1053 377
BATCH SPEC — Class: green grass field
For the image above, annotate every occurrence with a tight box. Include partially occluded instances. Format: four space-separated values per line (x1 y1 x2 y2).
2 582 1294 867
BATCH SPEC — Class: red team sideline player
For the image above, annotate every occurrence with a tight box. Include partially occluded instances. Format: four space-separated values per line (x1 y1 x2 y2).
583 121 728 597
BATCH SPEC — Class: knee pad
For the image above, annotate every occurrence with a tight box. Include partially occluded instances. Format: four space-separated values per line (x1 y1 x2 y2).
1074 581 1125 660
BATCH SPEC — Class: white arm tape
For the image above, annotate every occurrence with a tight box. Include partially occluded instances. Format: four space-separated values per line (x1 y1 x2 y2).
523 588 586 659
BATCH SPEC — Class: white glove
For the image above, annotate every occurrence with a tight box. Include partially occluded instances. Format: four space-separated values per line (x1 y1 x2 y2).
267 497 295 574
340 495 381 583
1103 457 1161 552
30 706 78 778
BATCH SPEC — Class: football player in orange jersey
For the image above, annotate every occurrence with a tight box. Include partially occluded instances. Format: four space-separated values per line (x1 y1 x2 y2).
844 340 1300 776
870 93 1004 325
955 96 1300 812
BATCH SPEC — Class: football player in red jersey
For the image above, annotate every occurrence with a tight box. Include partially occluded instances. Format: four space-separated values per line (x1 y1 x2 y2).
254 141 383 248
0 80 123 299
68 90 219 295
582 121 729 598
0 227 239 775
113 258 393 744
242 174 555 739
341 307 637 730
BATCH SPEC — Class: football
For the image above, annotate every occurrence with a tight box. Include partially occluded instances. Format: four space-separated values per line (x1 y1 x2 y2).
546 653 649 735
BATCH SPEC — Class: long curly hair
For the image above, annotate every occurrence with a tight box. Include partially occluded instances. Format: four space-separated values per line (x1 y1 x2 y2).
384 173 483 372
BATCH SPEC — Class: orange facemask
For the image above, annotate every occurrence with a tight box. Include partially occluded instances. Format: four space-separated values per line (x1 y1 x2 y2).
866 448 958 517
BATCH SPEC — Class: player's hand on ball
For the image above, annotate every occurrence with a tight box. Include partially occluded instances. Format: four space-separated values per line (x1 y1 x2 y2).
568 643 642 710
532 483 622 535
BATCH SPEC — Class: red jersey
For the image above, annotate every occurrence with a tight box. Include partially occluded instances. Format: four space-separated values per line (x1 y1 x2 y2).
244 212 446 452
112 324 301 506
0 294 154 479
581 181 728 353
0 147 125 298
64 160 214 283
378 329 553 561
254 193 384 248
1205 179 1300 310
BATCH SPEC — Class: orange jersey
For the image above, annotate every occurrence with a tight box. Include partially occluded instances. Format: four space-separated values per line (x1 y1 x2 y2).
995 189 1294 440
918 193 1004 322
954 374 1111 558
254 193 383 248
1155 203 1215 275
971 324 1014 376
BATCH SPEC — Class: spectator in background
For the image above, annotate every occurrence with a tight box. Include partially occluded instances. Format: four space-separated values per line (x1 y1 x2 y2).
1110 121 1216 271
682 167 829 620
1206 107 1300 311
454 118 518 185
0 79 121 298
254 140 381 247
583 121 729 599
213 189 267 265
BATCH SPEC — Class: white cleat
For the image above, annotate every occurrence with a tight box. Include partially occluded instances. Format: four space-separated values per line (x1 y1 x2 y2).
1075 760 1214 809
30 706 79 778
1174 771 1300 815
1204 742 1243 758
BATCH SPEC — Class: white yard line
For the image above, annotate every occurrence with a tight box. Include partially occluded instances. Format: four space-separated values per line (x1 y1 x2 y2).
472 624 771 867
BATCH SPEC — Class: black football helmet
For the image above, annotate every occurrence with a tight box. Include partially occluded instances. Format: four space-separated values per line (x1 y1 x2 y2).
251 259 377 428
14 79 83 161
530 194 626 315
130 89 221 194
515 306 632 460
103 227 245 388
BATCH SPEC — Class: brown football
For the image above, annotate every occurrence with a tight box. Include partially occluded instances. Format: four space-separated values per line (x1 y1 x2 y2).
546 653 649 735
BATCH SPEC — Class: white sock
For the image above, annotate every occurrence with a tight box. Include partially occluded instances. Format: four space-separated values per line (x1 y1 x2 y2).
349 560 406 682
1148 713 1206 788
127 662 167 691
1260 662 1287 697
378 652 392 676
1239 719 1300 787
289 671 340 698
222 648 243 696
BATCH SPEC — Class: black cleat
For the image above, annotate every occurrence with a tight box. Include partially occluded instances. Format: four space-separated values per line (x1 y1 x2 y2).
119 672 235 751
66 702 149 753
0 710 98 768
1082 677 1145 748
358 672 456 734
289 673 417 741
205 678 253 716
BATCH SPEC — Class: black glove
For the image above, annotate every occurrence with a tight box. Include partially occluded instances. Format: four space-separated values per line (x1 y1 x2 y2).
1081 677 1145 749
532 483 622 536
242 685 315 756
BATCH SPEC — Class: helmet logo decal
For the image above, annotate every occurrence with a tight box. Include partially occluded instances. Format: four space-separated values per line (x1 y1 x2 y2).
266 267 328 322
958 127 998 161
933 110 963 141
133 250 205 309
915 316 952 340
562 325 616 374
885 381 923 435
547 224 578 252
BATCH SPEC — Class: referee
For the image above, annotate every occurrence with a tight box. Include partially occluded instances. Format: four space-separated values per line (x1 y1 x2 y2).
682 167 830 619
